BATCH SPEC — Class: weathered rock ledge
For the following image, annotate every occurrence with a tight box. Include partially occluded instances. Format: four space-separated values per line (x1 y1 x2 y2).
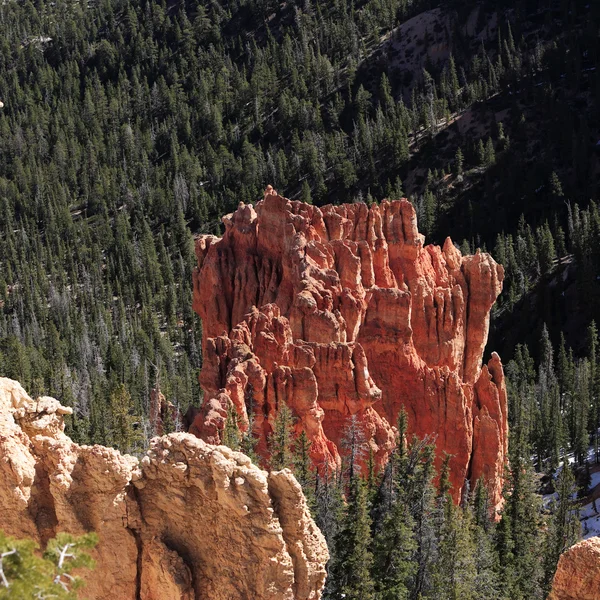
0 377 328 599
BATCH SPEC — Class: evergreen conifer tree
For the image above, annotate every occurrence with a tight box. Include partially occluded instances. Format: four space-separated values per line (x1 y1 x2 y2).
293 430 316 509
372 409 416 599
328 476 375 600
270 402 295 471
543 464 581 593
222 402 241 451
240 384 259 463
484 137 496 167
500 429 545 599
109 384 142 454
455 147 464 177
0 531 97 599
431 502 478 600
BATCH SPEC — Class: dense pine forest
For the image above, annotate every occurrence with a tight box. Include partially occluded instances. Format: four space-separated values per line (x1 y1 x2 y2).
2 0 600 596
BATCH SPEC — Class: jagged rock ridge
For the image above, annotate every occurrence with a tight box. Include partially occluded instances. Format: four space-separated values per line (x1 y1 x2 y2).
0 377 328 600
191 187 507 507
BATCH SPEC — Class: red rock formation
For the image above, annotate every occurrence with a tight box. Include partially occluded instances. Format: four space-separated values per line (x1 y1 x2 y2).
189 303 392 471
0 377 328 600
548 536 600 600
192 187 507 507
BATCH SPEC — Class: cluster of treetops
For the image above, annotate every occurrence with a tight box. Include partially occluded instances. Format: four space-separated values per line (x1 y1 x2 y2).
222 396 585 600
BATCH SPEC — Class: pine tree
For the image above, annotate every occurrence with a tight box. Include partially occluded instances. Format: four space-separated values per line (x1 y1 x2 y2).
577 461 592 499
372 408 416 599
366 445 377 502
549 171 564 198
484 137 496 167
431 503 477 600
477 139 486 166
448 54 460 109
372 495 416 600
222 401 241 451
301 180 312 205
341 414 368 482
469 482 501 599
269 402 295 470
293 430 315 509
315 463 345 556
573 360 591 466
586 321 600 464
430 452 475 600
437 452 453 503
240 411 259 465
500 430 545 599
472 478 492 532
328 476 375 600
543 464 581 593
409 439 438 598
538 223 556 276
537 325 562 472
422 189 436 236
454 147 464 177
109 384 142 454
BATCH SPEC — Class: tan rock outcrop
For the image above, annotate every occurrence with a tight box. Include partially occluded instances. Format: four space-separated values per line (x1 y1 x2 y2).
0 377 328 600
192 187 507 507
548 536 600 600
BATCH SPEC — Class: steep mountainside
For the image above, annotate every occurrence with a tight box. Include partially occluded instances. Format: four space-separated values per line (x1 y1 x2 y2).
191 188 507 508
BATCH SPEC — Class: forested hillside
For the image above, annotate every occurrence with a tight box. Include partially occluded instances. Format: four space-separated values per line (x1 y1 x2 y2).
3 0 600 596
1 0 600 444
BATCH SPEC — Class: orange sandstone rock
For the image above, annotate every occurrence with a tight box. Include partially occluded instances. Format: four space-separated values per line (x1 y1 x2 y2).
192 188 507 507
548 536 600 600
0 377 328 600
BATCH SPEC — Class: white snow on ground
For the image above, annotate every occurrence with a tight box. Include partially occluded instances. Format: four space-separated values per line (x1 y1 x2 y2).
537 440 600 538
579 469 600 539
580 498 600 539
542 458 600 537
566 447 597 466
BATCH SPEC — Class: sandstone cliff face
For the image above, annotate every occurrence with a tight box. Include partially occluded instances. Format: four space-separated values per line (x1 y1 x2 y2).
0 377 328 600
548 536 600 600
192 187 507 507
